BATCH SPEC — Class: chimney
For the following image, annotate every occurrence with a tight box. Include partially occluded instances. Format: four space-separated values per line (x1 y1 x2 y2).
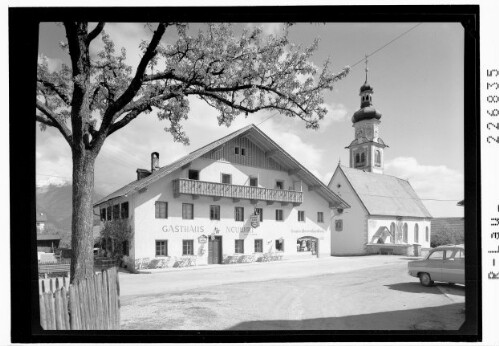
136 168 151 181
151 152 160 172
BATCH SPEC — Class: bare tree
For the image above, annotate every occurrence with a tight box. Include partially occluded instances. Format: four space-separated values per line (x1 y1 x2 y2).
36 22 349 281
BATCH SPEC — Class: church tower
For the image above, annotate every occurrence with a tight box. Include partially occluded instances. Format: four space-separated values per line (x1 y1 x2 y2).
346 58 388 174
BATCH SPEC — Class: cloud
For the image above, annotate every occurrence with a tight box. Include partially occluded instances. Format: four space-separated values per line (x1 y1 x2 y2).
245 23 285 37
320 103 348 128
384 157 464 217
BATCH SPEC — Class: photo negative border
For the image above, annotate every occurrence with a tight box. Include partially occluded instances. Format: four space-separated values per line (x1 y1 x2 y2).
9 5 480 343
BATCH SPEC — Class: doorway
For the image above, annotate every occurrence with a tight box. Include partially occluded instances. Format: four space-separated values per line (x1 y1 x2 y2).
208 236 223 264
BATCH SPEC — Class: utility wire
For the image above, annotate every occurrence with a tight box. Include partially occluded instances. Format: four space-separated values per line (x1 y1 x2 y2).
257 23 423 126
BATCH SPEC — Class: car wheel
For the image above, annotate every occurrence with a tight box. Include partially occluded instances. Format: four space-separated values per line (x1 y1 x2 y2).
419 273 434 287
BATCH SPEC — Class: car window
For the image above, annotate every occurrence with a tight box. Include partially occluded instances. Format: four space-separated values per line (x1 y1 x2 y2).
428 250 444 260
445 249 457 260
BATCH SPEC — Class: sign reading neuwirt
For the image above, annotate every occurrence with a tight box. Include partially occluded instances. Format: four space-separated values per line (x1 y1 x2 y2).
162 224 256 234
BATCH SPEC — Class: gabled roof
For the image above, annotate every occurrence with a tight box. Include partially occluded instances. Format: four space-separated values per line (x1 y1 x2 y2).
330 165 431 218
95 124 350 209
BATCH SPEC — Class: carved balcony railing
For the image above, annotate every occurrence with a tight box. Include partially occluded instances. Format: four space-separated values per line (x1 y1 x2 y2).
172 179 303 205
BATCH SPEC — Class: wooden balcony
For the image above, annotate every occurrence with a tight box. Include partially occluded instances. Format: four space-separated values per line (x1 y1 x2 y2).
172 179 303 205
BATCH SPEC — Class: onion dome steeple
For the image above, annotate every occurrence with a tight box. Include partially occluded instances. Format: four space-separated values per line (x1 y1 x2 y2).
352 55 382 123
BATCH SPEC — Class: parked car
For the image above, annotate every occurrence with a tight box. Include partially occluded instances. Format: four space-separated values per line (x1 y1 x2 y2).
408 244 465 286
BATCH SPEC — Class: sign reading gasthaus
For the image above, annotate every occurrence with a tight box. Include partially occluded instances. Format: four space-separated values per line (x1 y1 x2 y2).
94 125 349 266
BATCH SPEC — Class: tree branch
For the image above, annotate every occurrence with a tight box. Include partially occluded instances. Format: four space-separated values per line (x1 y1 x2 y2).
104 23 167 118
36 114 56 127
36 100 72 144
37 78 71 105
86 22 105 44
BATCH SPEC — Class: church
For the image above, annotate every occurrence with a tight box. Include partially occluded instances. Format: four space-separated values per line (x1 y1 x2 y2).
327 73 432 256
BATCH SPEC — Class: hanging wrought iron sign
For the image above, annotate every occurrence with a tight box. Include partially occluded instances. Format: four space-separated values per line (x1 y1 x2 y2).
198 235 208 244
250 213 260 228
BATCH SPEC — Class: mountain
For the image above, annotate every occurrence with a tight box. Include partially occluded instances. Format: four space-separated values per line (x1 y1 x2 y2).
36 183 104 246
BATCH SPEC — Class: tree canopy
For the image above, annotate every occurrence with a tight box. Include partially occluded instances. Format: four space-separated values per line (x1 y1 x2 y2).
37 22 350 150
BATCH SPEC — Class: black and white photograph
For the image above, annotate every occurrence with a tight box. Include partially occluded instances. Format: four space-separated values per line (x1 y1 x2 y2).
7 4 485 344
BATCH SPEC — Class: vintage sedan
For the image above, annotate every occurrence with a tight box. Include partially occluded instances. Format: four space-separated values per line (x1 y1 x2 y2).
408 244 465 287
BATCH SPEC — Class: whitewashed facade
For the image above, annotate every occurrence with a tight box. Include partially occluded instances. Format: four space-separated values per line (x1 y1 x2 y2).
95 125 349 265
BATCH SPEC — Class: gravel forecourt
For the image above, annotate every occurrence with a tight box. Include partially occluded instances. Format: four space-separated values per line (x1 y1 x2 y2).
119 255 465 330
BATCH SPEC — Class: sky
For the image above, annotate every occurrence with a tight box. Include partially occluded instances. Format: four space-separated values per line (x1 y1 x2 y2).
36 22 464 217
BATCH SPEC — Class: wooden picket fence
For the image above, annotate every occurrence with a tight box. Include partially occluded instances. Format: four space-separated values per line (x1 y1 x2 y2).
38 267 120 330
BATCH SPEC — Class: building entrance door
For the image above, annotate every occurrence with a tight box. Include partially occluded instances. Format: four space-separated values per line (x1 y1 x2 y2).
208 236 222 264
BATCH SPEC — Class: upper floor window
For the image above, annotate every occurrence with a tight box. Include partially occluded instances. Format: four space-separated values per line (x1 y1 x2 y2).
221 173 232 184
235 207 244 222
188 169 199 180
317 212 324 223
155 201 168 219
275 209 284 221
249 177 258 187
121 202 129 219
255 208 263 222
275 180 284 190
113 204 120 219
182 203 194 220
298 211 305 222
210 205 220 221
100 208 107 221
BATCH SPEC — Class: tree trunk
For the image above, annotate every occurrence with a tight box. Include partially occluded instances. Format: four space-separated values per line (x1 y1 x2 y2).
70 150 96 282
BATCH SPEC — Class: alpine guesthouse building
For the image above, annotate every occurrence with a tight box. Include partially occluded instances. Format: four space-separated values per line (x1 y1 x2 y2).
94 125 350 267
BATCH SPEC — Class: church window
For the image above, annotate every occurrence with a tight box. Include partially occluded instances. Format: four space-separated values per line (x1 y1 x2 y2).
375 150 381 166
414 224 419 243
390 222 396 242
403 223 408 243
425 226 429 242
335 220 343 232
360 152 366 163
355 153 360 163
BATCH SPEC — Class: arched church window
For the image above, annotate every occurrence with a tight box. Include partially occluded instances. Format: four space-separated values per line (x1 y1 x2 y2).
355 153 360 163
375 150 381 165
390 222 396 242
360 152 366 162
425 226 429 242
403 223 408 243
414 224 419 243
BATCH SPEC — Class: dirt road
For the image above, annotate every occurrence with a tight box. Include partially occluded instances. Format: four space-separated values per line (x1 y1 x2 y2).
119 256 465 330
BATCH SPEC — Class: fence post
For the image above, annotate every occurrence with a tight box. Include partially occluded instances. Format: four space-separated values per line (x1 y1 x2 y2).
39 294 47 330
61 287 70 330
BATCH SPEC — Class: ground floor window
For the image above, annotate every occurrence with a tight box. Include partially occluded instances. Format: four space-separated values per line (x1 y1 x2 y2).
155 240 168 257
426 226 429 242
235 239 244 254
100 208 106 221
298 210 305 222
122 240 129 256
403 223 408 243
254 239 263 253
183 239 194 255
275 239 284 251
